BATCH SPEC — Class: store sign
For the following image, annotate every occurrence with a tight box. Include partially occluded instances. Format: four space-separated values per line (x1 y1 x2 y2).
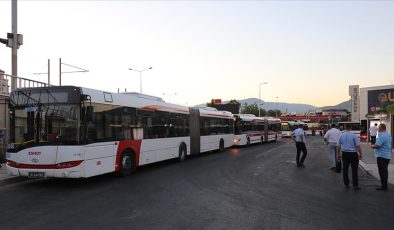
349 85 360 122
368 88 394 113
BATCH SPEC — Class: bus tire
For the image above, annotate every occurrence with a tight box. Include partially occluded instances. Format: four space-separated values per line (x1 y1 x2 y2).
178 143 187 162
119 150 136 176
219 139 224 152
246 137 250 146
261 137 264 144
275 134 278 142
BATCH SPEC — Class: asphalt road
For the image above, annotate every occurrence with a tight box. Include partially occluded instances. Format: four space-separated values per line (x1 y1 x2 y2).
1 136 394 230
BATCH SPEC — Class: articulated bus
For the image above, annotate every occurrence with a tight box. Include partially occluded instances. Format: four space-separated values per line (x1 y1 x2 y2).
6 86 234 178
338 121 367 141
233 114 281 146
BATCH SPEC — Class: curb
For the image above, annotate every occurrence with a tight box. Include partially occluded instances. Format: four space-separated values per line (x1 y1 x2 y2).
359 161 372 176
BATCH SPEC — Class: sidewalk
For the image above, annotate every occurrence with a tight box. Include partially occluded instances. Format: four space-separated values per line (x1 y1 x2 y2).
0 162 14 182
359 142 394 185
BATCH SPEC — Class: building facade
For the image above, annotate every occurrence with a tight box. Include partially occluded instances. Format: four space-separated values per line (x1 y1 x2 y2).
355 84 394 145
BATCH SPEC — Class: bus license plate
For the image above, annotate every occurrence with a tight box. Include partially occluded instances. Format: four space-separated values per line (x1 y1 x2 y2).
28 172 45 178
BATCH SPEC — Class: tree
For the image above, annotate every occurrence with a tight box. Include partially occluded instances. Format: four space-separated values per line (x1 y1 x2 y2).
386 103 394 114
206 99 215 107
266 109 282 117
228 99 240 105
242 103 266 116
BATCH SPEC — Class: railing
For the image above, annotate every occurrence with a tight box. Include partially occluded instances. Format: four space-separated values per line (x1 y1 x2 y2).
0 72 49 96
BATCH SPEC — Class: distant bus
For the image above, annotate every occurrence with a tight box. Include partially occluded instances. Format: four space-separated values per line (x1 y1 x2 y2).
281 121 309 137
6 86 234 178
338 121 362 140
281 121 294 138
233 114 281 146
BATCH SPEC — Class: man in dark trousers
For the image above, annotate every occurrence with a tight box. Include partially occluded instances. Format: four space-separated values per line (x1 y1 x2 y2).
292 124 307 167
337 123 363 190
370 123 392 191
369 123 378 144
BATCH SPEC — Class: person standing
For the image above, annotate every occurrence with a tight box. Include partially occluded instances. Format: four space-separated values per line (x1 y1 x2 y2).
370 123 392 191
337 123 363 190
324 124 342 171
292 124 307 168
369 123 378 144
0 129 4 168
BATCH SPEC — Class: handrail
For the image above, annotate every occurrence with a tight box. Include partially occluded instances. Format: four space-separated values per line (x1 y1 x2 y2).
0 72 49 96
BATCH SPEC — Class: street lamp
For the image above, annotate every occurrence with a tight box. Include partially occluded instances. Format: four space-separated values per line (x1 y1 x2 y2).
275 96 278 117
258 82 268 117
128 67 152 93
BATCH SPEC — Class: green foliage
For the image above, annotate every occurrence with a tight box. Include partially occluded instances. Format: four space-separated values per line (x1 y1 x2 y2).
267 109 281 117
206 99 215 107
386 103 394 114
228 99 240 105
242 103 266 116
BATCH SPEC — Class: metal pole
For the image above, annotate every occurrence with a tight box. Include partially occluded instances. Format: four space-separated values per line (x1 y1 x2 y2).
59 58 62 86
275 97 278 117
258 86 261 117
139 71 142 93
48 59 50 86
11 0 17 91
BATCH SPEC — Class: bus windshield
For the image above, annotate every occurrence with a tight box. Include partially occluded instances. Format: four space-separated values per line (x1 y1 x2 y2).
8 87 81 152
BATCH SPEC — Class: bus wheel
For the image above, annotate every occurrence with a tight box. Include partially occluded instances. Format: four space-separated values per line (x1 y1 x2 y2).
119 150 135 176
275 135 278 142
261 137 264 144
178 143 187 162
219 139 224 152
246 137 250 146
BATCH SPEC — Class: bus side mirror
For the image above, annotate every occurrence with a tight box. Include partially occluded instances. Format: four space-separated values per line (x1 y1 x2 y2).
86 106 94 122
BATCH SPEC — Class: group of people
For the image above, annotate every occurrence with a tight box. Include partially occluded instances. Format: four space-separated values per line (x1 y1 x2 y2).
291 122 392 191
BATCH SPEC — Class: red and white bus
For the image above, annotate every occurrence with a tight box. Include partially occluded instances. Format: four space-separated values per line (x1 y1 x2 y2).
6 86 234 178
338 121 360 137
233 114 281 146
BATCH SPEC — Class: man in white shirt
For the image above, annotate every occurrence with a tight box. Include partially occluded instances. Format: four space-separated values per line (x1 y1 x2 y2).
292 124 307 167
324 124 342 170
369 123 378 144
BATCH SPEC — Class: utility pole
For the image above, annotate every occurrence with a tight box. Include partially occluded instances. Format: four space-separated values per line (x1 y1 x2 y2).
1 0 23 90
59 58 62 86
58 58 89 86
11 0 18 91
48 59 50 85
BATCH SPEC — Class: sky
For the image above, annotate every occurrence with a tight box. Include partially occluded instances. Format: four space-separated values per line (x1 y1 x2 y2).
1 0 394 107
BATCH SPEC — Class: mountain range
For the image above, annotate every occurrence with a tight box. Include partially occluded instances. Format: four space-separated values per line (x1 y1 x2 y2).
198 98 351 113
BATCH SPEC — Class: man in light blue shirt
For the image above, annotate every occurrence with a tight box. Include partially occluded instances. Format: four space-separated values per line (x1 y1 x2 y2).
371 123 392 191
292 124 307 167
337 123 363 190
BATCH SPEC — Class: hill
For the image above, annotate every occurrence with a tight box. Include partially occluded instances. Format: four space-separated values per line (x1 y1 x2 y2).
319 100 351 111
196 98 350 113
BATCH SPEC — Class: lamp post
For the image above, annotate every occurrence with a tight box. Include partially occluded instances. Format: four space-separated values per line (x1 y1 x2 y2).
128 67 152 93
258 82 268 117
275 96 278 117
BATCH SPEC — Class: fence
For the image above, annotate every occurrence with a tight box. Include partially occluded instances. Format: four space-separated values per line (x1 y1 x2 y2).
0 71 48 96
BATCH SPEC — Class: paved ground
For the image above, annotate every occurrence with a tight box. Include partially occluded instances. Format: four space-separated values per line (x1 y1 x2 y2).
1 137 394 230
1 138 393 184
358 142 394 185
